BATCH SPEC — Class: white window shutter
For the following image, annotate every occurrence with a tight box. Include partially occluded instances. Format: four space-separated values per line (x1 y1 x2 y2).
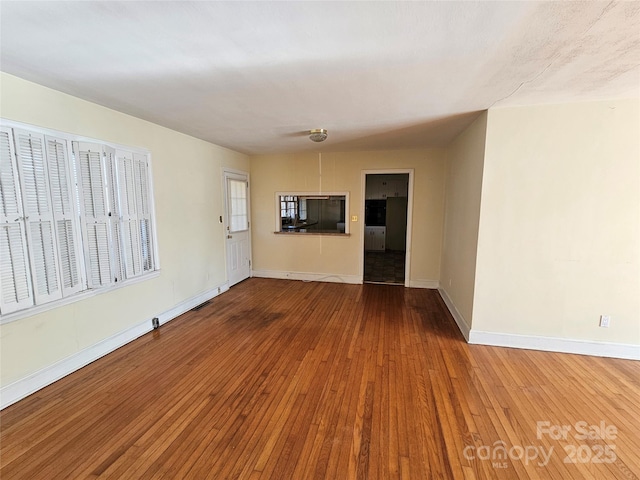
135 154 154 272
13 129 63 305
104 146 125 283
0 127 34 314
45 135 84 296
74 141 113 288
116 150 143 278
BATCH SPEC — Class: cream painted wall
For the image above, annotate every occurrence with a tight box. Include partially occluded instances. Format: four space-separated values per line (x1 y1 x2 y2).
250 150 446 284
474 99 640 345
0 73 249 385
440 112 487 329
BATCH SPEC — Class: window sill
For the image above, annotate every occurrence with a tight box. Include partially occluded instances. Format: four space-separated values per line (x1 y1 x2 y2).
0 270 161 325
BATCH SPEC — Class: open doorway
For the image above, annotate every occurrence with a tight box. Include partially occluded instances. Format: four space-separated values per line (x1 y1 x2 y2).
363 173 410 285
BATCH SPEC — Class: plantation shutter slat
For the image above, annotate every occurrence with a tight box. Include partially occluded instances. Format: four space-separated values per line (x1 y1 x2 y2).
45 135 84 295
13 129 62 305
0 127 34 314
74 141 113 288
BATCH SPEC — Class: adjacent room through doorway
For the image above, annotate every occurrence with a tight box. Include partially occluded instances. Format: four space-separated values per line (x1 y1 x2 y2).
363 173 409 285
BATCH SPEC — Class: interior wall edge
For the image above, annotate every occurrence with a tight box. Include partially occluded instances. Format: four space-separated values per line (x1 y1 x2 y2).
437 287 471 341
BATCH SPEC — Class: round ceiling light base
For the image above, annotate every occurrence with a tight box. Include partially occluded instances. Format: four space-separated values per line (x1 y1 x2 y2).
309 128 328 142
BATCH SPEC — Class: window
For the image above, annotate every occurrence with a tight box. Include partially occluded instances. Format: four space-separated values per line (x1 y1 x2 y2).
276 193 349 234
0 122 158 318
227 178 248 232
280 195 301 222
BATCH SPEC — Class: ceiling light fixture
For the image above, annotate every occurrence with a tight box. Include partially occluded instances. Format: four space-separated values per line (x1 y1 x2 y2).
309 128 328 142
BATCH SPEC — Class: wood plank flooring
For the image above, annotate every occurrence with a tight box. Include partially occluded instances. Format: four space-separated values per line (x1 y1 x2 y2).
1 278 639 479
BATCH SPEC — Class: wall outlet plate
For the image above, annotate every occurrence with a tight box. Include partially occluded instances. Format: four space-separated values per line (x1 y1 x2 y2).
351 215 358 222
599 315 611 328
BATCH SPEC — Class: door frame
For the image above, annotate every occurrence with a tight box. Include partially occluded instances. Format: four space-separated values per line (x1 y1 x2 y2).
360 169 414 287
222 167 252 286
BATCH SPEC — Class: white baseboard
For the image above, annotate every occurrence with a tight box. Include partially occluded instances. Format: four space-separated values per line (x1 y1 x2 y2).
437 287 471 341
0 282 229 410
408 279 439 289
436 288 638 360
251 269 361 285
469 330 640 360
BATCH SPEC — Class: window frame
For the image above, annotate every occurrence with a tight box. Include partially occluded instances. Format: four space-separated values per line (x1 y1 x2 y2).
274 191 350 235
0 119 160 324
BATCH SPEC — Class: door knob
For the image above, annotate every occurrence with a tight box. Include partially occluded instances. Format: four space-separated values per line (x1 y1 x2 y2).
227 235 233 239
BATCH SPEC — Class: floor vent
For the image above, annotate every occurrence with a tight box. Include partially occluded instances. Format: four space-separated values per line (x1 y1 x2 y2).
191 300 211 311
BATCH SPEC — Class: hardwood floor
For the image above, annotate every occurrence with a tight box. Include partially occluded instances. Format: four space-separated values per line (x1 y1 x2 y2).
1 278 639 479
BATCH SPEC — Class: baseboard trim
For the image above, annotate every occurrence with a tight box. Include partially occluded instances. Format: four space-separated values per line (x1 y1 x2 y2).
0 282 229 410
251 269 361 285
408 279 439 289
468 330 640 360
437 287 471 341
435 288 638 360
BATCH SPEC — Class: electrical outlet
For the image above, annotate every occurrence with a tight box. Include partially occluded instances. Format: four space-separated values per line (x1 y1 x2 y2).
599 315 611 328
152 317 160 329
351 215 358 222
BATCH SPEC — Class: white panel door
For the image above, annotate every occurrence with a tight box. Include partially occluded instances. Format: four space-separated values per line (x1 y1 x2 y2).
224 171 251 286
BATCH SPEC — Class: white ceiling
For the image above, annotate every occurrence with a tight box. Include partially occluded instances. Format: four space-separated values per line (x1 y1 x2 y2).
1 1 639 155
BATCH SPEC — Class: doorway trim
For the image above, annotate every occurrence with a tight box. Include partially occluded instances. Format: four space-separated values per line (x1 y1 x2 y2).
360 169 415 287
